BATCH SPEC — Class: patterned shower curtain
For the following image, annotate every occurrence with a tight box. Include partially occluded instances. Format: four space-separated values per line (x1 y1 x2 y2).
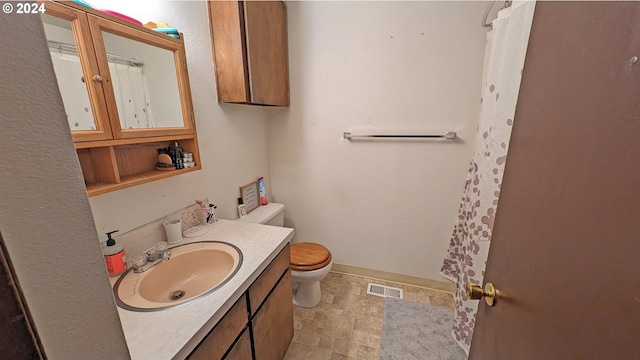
49 51 154 130
49 51 95 131
440 1 536 354
109 62 155 129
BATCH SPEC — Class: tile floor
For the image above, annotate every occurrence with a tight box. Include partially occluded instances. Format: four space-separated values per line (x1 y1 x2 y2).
283 272 455 360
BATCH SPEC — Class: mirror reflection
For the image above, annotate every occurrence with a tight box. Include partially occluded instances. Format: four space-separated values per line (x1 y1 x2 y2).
41 14 96 131
41 13 186 132
101 31 184 129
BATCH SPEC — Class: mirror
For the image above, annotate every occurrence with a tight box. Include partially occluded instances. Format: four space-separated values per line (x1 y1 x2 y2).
100 31 184 129
41 14 97 131
40 6 190 139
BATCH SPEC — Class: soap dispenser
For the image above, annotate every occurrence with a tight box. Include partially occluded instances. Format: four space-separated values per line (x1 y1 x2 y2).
103 230 126 276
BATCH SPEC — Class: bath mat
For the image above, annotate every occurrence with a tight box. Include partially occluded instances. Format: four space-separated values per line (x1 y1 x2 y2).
379 298 466 360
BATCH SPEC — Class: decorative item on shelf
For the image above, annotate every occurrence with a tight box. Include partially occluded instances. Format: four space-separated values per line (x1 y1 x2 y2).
239 180 260 213
143 21 170 29
169 141 184 170
99 9 143 25
152 28 181 39
182 152 195 168
258 177 268 205
143 21 181 39
72 0 95 9
155 151 175 171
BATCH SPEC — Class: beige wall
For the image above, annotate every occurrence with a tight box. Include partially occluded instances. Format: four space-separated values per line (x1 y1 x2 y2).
0 13 130 359
268 1 489 280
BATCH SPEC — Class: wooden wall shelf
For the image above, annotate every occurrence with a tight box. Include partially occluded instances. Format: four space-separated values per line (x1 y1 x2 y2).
86 167 200 197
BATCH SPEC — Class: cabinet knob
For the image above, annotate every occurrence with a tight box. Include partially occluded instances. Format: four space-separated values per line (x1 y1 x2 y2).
92 75 103 82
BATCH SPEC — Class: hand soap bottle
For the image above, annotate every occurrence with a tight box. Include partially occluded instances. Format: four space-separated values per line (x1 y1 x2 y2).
103 230 126 276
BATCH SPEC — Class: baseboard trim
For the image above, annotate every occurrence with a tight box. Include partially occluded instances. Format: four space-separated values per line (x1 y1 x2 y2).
330 263 456 293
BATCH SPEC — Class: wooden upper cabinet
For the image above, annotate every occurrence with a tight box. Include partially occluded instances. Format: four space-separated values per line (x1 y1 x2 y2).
208 1 289 106
244 1 289 106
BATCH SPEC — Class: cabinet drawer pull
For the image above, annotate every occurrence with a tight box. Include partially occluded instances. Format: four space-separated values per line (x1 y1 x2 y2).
92 75 103 82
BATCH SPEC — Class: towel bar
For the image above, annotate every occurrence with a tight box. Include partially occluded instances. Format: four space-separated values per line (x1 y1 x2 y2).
342 131 456 140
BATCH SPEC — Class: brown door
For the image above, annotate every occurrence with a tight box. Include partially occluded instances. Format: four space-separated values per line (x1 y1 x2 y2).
469 2 640 359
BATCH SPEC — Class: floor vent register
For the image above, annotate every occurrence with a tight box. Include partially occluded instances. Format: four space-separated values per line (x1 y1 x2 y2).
366 283 403 299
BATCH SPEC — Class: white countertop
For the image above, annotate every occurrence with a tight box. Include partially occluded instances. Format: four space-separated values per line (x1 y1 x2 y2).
109 219 294 360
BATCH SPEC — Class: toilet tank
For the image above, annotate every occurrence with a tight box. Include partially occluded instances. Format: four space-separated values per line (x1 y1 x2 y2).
236 203 284 226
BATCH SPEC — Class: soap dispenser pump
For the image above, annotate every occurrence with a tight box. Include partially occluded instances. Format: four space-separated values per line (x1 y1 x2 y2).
103 230 126 276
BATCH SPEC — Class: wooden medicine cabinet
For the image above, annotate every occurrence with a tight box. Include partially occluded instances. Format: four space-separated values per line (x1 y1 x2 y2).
208 0 290 106
40 1 201 196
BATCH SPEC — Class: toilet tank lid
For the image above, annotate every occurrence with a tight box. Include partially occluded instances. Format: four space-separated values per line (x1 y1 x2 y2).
237 203 284 224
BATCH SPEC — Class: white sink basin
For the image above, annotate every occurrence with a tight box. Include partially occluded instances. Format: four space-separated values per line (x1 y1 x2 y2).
113 241 242 311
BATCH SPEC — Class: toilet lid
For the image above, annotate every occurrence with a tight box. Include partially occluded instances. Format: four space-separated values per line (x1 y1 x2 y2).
290 242 331 271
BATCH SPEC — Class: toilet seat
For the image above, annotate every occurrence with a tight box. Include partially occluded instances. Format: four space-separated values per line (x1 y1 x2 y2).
290 242 332 271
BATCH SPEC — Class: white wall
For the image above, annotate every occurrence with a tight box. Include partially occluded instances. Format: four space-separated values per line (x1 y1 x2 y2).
0 13 130 359
86 1 273 236
269 1 488 280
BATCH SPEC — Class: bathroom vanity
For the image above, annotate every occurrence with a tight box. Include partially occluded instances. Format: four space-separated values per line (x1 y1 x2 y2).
189 244 292 360
111 220 294 359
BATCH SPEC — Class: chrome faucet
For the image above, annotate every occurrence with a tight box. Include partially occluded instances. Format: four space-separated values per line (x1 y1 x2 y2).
132 242 171 273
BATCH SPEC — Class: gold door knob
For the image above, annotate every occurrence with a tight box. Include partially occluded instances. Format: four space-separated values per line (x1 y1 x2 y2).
466 282 498 307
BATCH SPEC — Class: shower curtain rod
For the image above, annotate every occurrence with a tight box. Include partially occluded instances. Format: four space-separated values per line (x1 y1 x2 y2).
47 40 145 67
482 0 513 29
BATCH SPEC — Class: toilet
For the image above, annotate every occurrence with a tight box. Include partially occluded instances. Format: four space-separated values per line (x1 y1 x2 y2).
237 203 332 308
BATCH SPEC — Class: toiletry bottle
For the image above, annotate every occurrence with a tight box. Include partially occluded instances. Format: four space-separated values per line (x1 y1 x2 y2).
238 197 248 218
206 204 218 224
102 230 126 276
169 141 184 169
258 177 268 205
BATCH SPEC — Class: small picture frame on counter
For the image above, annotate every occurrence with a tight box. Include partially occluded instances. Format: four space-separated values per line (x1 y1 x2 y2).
239 181 259 213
